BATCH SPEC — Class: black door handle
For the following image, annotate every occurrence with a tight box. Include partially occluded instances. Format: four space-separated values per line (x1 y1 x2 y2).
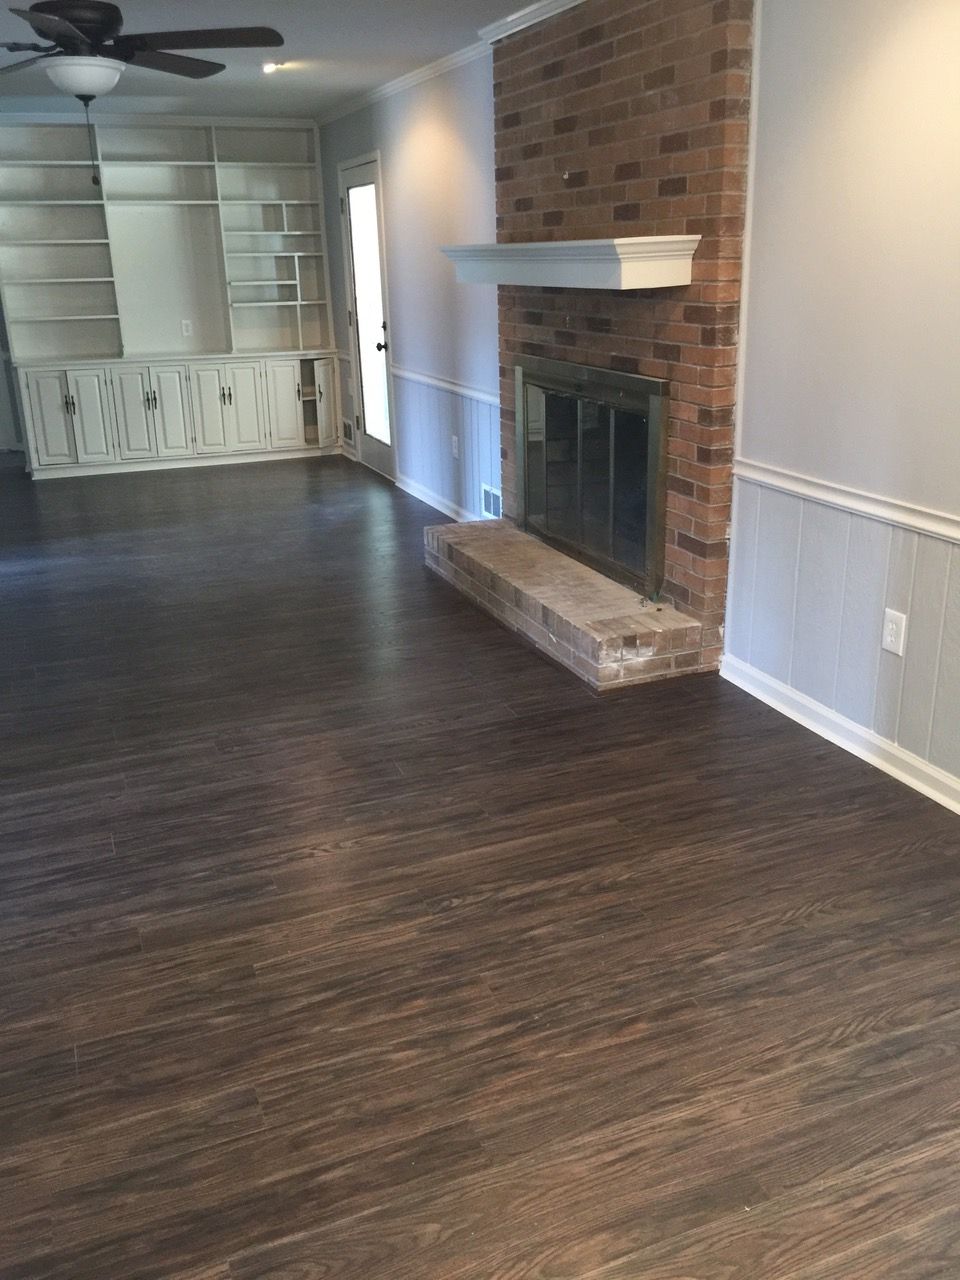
220 386 226 406
151 389 158 411
227 386 233 406
296 382 301 402
376 342 388 352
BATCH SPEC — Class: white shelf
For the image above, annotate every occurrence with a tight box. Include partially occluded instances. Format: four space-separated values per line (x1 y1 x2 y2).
0 239 110 246
12 276 115 284
0 200 104 207
442 234 702 290
99 160 215 168
226 251 324 258
10 313 120 322
0 118 332 367
0 160 92 167
216 162 314 169
105 199 218 206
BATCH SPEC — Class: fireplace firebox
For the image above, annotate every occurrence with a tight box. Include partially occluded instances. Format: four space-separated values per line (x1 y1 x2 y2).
515 356 668 599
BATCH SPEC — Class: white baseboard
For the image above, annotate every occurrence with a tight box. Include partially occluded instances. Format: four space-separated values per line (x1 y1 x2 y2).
30 446 339 481
395 473 474 522
721 654 960 816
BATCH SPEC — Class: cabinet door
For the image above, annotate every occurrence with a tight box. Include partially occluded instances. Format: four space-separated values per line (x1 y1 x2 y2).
226 361 266 452
315 359 338 448
192 365 229 453
66 368 115 464
152 365 193 458
26 370 75 466
265 359 305 449
112 366 156 460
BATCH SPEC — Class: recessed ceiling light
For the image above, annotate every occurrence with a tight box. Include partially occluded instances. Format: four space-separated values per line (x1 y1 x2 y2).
262 61 285 74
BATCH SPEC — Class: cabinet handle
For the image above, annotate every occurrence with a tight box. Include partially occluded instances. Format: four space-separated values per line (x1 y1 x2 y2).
318 389 323 402
227 386 233 406
69 395 77 414
152 389 158 411
145 392 152 410
296 382 301 402
64 393 72 416
220 386 227 406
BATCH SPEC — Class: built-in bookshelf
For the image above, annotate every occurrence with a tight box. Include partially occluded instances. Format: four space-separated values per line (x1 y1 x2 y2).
0 119 332 363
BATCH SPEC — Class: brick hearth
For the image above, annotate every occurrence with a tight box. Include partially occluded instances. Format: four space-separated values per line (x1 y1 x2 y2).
426 521 702 689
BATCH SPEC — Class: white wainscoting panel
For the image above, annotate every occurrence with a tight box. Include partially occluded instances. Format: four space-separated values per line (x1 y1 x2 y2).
391 367 500 522
726 468 960 811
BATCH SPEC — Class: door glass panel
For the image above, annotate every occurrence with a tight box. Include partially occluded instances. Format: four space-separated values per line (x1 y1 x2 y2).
347 182 390 446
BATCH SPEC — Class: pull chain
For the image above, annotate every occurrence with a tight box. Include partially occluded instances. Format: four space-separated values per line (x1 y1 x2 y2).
77 95 100 187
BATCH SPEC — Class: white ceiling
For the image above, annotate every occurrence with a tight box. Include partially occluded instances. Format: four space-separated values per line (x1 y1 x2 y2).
0 0 520 119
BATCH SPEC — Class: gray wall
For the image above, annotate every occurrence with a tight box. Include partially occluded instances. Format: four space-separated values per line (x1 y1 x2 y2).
320 52 500 518
725 0 960 810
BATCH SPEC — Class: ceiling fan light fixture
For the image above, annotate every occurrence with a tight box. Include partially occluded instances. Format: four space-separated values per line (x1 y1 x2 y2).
44 54 125 96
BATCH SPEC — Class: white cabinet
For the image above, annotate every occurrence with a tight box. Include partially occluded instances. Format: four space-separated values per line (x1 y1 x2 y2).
152 366 193 458
112 365 155 459
193 365 230 454
192 361 266 454
265 359 305 449
112 363 194 460
66 368 114 463
18 351 339 475
226 362 266 451
24 366 114 466
25 370 75 466
315 358 337 448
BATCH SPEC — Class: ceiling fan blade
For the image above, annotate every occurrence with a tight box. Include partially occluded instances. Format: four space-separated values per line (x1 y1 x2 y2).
121 48 225 79
9 7 90 51
0 50 54 73
113 27 283 53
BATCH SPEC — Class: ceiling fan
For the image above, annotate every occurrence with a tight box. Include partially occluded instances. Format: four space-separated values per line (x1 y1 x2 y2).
0 2 283 94
1 3 284 183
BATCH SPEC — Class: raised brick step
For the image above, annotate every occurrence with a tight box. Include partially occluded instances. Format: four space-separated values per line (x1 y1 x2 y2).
425 521 706 690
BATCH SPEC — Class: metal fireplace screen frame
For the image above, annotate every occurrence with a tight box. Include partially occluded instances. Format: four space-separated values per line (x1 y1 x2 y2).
515 355 669 599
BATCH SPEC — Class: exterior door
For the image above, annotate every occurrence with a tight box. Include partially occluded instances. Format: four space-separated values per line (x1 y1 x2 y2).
193 365 229 453
226 361 266 452
112 366 156 460
152 365 193 458
266 359 304 449
315 358 337 448
339 155 394 479
26 370 75 466
66 368 115 463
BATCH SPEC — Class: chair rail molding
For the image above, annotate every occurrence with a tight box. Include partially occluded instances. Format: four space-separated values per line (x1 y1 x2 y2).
735 458 960 545
390 364 499 408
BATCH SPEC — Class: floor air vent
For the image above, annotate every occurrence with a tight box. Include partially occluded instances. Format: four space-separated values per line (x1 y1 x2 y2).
481 485 502 519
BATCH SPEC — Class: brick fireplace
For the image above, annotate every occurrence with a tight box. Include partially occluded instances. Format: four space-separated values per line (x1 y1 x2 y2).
493 0 753 666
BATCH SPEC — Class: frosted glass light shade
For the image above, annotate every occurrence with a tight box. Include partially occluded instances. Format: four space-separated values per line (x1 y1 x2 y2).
44 56 125 97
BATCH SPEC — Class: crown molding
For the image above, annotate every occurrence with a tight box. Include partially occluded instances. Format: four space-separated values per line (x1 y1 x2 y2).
479 0 588 44
318 41 489 127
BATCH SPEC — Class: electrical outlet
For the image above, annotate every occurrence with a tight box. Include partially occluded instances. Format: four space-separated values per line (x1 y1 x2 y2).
451 434 459 459
181 319 193 337
882 608 907 656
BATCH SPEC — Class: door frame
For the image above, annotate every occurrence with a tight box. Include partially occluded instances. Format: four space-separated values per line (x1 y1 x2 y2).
337 151 396 481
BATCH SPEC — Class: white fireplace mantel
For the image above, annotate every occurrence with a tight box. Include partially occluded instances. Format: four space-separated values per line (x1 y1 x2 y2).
441 234 701 291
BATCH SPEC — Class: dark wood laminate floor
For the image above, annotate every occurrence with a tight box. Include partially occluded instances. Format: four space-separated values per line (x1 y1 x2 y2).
2 456 960 1280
